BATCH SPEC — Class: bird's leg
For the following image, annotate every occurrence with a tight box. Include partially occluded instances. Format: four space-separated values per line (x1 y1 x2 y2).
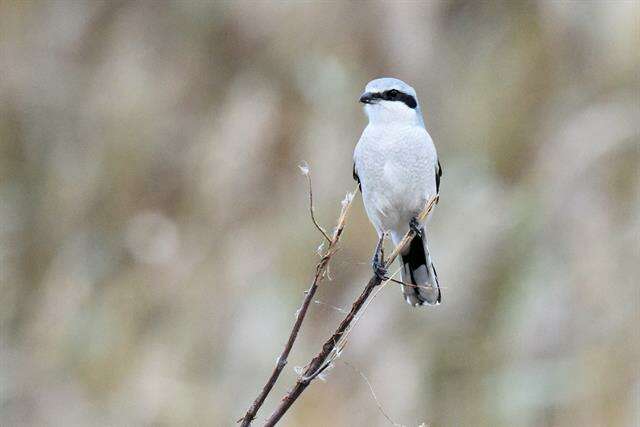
409 217 423 238
372 233 387 281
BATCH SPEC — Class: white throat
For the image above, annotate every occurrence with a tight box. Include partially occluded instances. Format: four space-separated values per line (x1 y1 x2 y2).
365 101 423 127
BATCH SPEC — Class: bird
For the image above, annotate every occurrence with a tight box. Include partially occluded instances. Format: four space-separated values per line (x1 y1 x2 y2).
353 77 442 306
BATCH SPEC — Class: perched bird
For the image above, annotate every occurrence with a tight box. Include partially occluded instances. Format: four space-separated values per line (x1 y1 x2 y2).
353 77 443 306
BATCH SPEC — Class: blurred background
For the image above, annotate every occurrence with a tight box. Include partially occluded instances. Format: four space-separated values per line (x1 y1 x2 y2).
1 1 638 426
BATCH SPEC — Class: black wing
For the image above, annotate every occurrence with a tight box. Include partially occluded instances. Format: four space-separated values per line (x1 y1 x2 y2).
436 159 443 194
353 162 360 188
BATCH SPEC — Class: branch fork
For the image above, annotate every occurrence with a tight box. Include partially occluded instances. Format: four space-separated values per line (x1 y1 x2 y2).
238 164 356 426
239 162 439 426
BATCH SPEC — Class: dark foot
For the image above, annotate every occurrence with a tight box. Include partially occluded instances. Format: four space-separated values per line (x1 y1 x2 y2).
373 259 387 281
410 217 423 237
372 234 387 281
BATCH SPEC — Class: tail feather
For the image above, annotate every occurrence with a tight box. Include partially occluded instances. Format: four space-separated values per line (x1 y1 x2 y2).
400 233 441 306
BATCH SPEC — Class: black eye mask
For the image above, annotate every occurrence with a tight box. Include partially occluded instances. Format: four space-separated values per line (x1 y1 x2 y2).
376 89 418 109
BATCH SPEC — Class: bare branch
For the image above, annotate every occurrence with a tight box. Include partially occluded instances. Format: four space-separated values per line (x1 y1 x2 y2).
263 195 439 426
237 167 357 426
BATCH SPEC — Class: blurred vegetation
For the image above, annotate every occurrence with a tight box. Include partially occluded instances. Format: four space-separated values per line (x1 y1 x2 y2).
1 1 638 426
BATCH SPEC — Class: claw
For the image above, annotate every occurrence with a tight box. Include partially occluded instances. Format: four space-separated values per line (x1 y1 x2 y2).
409 217 423 237
371 234 387 281
373 262 387 281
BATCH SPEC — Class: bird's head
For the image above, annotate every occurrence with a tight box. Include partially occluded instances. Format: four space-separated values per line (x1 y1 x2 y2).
360 77 423 126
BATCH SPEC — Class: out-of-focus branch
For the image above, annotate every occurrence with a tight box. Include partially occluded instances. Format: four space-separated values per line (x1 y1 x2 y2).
263 195 439 426
238 164 357 426
343 361 403 427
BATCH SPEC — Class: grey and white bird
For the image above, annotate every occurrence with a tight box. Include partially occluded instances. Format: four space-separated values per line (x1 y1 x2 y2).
353 77 443 306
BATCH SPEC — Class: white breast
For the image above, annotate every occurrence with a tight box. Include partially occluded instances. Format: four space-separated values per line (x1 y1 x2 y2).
354 123 437 235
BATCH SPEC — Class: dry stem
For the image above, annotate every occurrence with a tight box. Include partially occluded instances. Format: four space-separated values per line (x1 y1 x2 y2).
262 194 438 426
238 166 357 426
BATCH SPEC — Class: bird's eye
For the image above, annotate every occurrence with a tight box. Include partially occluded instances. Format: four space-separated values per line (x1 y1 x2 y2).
387 89 399 98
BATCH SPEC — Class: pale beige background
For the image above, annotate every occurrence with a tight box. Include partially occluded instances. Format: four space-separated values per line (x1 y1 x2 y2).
1 1 638 426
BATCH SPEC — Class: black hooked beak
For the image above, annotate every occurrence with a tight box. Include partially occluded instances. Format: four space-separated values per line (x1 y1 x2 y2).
359 92 378 104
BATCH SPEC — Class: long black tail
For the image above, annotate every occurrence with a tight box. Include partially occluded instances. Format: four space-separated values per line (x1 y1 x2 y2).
400 233 441 306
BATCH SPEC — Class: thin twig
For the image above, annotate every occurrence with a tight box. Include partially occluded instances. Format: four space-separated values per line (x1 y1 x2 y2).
263 195 439 426
385 195 439 266
237 165 357 426
313 299 349 314
300 161 332 243
342 361 403 427
386 277 448 290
